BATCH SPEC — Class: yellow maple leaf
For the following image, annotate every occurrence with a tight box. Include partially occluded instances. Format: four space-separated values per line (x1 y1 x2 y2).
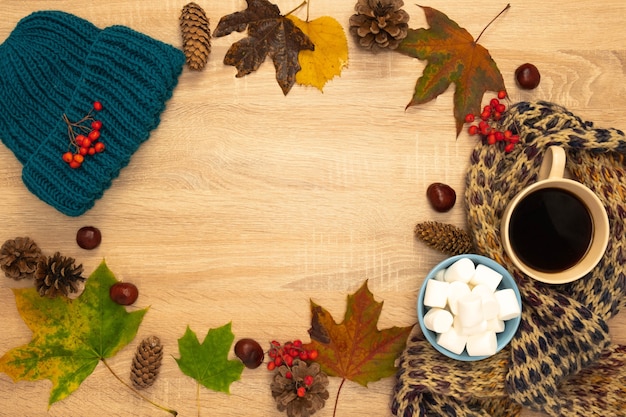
287 15 348 91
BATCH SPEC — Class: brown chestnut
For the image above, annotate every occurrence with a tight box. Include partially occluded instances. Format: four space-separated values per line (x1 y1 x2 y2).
76 226 101 250
234 338 264 369
427 182 456 212
515 63 541 90
109 282 139 306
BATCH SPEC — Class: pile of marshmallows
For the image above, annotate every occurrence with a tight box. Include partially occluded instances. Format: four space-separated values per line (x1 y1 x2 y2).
422 257 521 357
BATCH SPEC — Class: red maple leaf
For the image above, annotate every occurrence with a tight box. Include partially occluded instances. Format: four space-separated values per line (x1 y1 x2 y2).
304 281 414 387
396 5 507 136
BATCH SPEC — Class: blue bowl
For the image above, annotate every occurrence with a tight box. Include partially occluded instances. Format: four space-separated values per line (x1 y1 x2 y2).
417 254 522 361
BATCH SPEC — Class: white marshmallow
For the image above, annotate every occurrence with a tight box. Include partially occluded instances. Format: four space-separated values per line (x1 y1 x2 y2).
444 257 476 283
456 294 484 328
487 319 505 333
434 269 446 282
423 308 454 333
423 279 450 309
471 284 500 320
446 281 471 315
457 319 488 336
436 327 467 355
466 331 498 357
470 264 503 292
494 288 521 320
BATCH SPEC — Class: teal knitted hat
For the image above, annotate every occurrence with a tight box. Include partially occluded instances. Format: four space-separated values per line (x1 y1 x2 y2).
0 11 185 216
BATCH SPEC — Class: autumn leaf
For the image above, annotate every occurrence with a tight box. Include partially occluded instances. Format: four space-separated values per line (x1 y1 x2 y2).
0 260 147 406
214 0 315 95
287 15 348 91
304 280 413 386
175 323 244 394
396 5 506 136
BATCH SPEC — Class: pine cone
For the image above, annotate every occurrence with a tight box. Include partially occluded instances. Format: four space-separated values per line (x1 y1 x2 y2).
180 2 211 70
130 336 163 389
271 359 329 417
414 221 475 255
349 0 410 50
0 237 43 280
35 252 85 298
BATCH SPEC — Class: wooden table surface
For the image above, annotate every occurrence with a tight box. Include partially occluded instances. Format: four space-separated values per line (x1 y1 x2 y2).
1 1 625 416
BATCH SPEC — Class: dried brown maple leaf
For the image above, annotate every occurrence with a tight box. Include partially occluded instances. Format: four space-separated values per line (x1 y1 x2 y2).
214 0 315 95
303 280 414 387
396 5 507 136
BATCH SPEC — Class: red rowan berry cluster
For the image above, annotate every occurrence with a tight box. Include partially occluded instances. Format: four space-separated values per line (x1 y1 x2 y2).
266 339 318 372
465 90 520 153
62 101 105 169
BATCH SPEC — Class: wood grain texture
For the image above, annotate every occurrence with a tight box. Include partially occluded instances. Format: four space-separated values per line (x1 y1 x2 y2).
1 1 625 416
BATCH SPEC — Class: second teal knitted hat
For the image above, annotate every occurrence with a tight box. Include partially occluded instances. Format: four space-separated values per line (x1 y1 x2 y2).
0 11 185 216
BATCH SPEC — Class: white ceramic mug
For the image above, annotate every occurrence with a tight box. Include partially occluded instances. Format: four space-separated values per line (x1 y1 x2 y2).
501 146 609 284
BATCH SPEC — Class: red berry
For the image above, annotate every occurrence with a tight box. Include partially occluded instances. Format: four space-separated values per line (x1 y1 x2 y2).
88 147 96 156
299 351 308 360
489 98 499 108
79 147 89 156
495 103 506 113
308 349 318 360
88 130 100 141
94 142 105 153
504 143 515 153
297 387 306 397
91 120 103 130
293 340 303 348
75 134 86 146
73 154 84 164
93 101 103 111
109 282 139 305
497 90 507 99
274 356 282 366
69 160 82 169
468 125 478 136
62 152 73 163
464 113 475 123
285 371 293 379
267 361 276 371
304 375 314 386
284 354 293 366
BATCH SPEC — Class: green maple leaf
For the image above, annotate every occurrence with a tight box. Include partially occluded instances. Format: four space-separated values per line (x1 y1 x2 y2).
304 280 413 386
175 323 244 393
214 0 315 95
396 5 506 136
0 260 147 406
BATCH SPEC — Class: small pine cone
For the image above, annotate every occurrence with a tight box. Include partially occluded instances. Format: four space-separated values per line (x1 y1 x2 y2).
0 237 43 280
130 336 164 389
180 2 211 70
34 252 85 298
271 359 329 417
349 0 410 50
414 221 475 256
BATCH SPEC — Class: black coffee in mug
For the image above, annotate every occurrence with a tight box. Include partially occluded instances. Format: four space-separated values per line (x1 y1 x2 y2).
508 187 593 272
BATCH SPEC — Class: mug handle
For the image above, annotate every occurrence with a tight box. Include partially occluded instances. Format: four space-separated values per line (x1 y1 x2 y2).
538 146 566 180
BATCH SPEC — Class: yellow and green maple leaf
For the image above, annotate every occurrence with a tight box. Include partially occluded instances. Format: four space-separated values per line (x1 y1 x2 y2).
0 260 147 406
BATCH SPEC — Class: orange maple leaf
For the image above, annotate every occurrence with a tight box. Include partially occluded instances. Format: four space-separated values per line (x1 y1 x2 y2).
304 280 414 386
397 5 507 136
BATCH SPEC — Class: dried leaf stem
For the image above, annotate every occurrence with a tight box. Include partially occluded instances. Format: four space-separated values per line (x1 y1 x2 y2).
475 3 511 43
285 0 307 17
101 358 178 416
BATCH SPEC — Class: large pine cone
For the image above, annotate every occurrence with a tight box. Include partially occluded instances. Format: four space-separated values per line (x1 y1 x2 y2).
349 0 410 50
180 2 211 70
130 336 164 389
35 252 85 298
0 237 43 280
271 359 329 417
